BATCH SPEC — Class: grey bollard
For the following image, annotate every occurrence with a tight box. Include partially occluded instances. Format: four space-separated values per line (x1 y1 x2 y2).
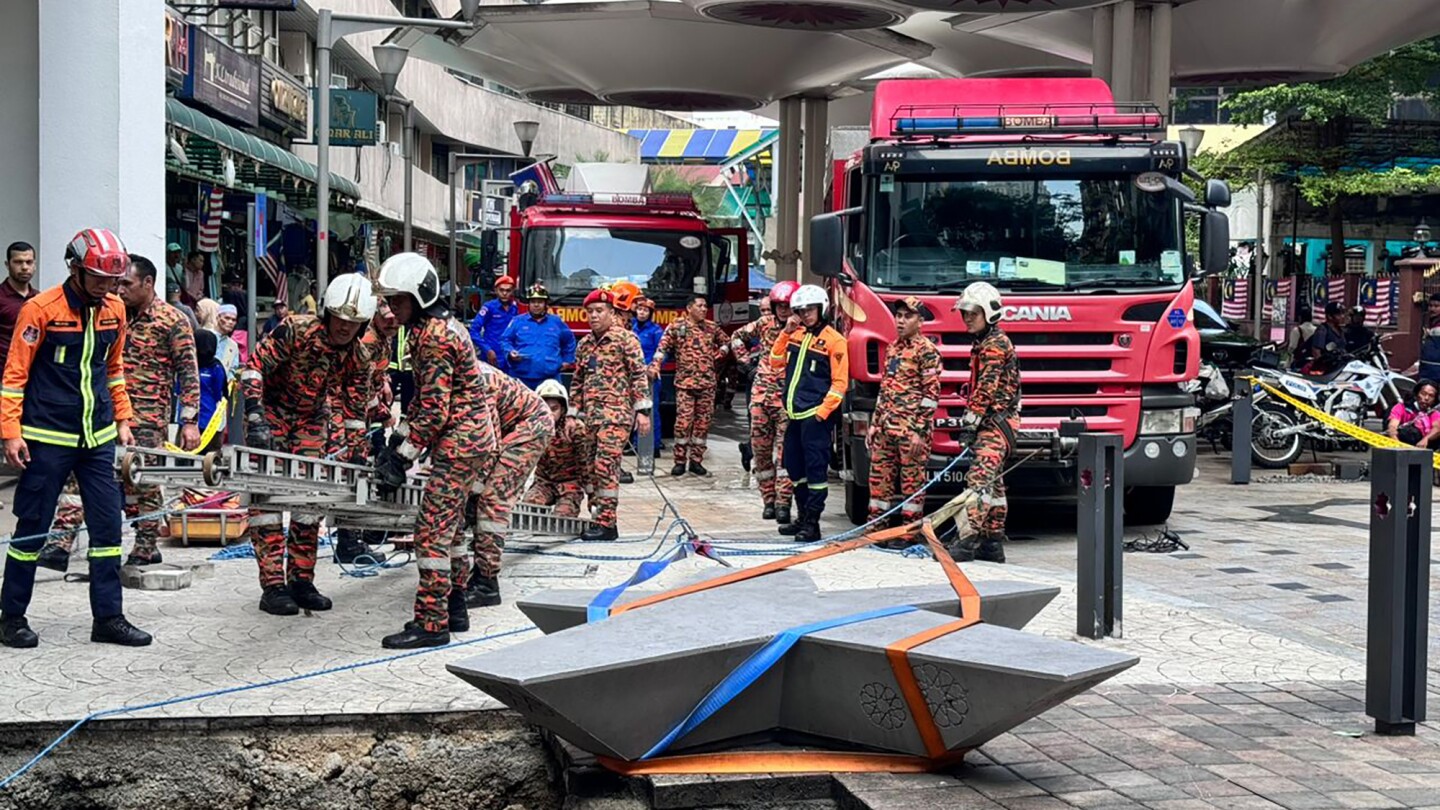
1231 375 1252 485
1077 432 1123 639
1366 447 1431 736
636 395 657 476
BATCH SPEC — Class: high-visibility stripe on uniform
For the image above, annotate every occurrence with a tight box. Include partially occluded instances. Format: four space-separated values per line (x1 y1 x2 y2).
21 425 81 446
80 311 98 446
87 546 122 559
417 557 450 571
1 387 23 399
7 546 39 562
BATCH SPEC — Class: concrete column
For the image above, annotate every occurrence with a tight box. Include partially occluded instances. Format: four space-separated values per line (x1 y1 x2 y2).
1110 0 1136 102
1149 1 1173 116
800 97 829 284
26 0 164 288
772 97 803 283
1091 4 1113 84
1132 4 1151 106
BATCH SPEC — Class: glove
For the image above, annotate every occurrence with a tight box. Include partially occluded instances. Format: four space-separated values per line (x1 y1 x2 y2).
373 444 409 495
245 415 272 449
956 410 981 446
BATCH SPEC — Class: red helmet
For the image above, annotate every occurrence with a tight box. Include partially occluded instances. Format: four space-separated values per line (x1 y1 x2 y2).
770 280 800 306
66 228 130 277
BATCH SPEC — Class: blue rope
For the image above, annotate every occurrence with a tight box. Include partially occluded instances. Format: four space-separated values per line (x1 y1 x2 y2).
0 625 538 790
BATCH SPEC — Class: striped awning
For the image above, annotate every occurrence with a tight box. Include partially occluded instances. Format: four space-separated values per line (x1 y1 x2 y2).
627 128 778 164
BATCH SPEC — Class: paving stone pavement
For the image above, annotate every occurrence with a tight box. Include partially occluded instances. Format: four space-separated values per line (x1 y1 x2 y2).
2 415 1438 807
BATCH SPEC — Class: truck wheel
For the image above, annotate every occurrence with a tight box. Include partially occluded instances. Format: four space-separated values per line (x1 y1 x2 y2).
1123 485 1175 526
845 480 869 526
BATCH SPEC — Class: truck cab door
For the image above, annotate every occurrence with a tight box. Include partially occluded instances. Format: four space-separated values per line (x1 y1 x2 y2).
710 228 751 330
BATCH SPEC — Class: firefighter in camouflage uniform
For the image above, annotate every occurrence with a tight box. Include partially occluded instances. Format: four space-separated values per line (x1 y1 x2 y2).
867 296 941 540
650 294 728 476
38 255 202 570
241 274 376 616
572 287 652 543
460 362 553 609
949 282 1020 563
523 380 590 517
373 252 498 649
730 280 797 523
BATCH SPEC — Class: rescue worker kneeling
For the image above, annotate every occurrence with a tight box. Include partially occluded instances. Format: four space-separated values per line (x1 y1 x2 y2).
523 380 590 517
771 284 848 542
374 253 498 649
242 274 376 615
948 282 1020 563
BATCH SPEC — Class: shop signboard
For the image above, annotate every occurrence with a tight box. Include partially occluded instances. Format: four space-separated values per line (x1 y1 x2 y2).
216 0 297 8
180 26 260 127
164 8 190 88
323 89 379 147
260 59 309 138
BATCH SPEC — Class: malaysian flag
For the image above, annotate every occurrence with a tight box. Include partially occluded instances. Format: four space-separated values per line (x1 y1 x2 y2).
508 161 559 195
1310 277 1349 309
197 185 224 253
1359 277 1396 326
1263 278 1293 321
361 224 379 276
259 249 287 306
1222 277 1249 320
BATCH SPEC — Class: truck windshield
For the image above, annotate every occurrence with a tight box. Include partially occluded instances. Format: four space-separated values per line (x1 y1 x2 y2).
866 175 1183 292
524 226 709 307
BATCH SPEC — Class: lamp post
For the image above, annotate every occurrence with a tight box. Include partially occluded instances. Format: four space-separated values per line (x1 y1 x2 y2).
374 44 415 253
446 121 543 312
514 120 540 158
314 3 480 293
1178 125 1204 156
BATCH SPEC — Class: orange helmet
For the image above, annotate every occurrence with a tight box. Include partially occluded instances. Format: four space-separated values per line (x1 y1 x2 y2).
66 228 130 277
609 280 642 312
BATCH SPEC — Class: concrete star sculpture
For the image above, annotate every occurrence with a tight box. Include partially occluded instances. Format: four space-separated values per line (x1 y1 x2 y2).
449 566 1137 764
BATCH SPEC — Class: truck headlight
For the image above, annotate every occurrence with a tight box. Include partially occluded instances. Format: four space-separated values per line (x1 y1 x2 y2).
1140 408 1197 435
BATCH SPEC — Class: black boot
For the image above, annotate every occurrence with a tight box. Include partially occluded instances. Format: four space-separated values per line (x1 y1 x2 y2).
335 530 386 565
976 535 1007 564
619 470 635 484
259 584 300 616
794 512 822 543
579 524 618 542
688 462 708 477
36 545 69 573
1 615 38 648
947 538 979 563
382 624 450 649
774 505 792 525
124 550 163 567
449 589 471 632
289 580 333 611
778 516 807 536
670 463 686 477
92 615 152 647
762 504 776 521
465 573 502 608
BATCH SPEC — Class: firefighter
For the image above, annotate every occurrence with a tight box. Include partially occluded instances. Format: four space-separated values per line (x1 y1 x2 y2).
867 296 941 538
461 362 554 609
949 282 1019 563
500 283 575 389
772 284 848 543
1 228 150 648
571 287 652 542
731 280 797 522
242 274 376 615
523 380 590 517
373 252 498 648
650 294 727 476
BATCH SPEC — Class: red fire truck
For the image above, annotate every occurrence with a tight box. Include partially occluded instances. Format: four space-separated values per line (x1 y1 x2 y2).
808 78 1232 526
506 162 751 423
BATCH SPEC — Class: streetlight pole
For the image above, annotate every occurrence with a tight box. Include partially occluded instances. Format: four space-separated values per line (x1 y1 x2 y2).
447 151 515 312
314 5 478 294
384 96 416 253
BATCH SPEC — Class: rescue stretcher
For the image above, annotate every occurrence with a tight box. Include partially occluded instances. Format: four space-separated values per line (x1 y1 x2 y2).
118 445 590 538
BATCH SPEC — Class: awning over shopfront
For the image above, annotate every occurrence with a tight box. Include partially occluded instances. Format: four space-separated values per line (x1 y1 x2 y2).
165 98 361 200
627 128 777 164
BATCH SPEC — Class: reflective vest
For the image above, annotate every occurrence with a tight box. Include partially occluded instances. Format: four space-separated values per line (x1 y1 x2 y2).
388 326 410 372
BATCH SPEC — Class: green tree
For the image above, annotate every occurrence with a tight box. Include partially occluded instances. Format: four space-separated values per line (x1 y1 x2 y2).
649 165 726 221
1219 37 1440 272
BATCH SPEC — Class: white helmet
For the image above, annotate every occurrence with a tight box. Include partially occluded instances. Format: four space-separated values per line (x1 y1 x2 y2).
323 274 377 324
953 281 1004 325
790 284 828 315
375 252 441 310
536 379 569 411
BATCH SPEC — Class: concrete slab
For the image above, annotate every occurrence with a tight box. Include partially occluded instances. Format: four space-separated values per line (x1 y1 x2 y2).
119 563 194 591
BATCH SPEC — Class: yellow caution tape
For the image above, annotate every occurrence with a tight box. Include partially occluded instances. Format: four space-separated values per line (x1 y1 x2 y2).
162 397 227 455
1243 377 1440 470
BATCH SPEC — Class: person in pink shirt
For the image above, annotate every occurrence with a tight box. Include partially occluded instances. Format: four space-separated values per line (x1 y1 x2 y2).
1387 379 1440 448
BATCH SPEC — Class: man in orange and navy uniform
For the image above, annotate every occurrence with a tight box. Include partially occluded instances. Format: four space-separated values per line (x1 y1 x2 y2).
770 284 848 543
0 228 152 649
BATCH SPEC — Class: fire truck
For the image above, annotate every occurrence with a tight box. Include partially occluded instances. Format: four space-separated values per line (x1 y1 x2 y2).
506 162 751 426
808 78 1232 526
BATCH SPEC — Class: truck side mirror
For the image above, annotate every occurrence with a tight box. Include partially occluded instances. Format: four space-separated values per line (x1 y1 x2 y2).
808 213 844 279
1199 210 1230 277
1205 179 1231 208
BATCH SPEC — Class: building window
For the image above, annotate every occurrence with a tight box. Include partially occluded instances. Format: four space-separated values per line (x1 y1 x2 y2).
1171 87 1233 125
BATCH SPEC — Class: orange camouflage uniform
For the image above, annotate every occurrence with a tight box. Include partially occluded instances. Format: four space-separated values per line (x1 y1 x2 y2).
523 413 590 516
241 315 371 589
963 325 1021 541
868 332 941 524
652 317 726 465
572 327 650 528
731 313 791 508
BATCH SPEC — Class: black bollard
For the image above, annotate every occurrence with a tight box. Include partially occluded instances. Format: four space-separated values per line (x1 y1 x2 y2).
1077 432 1123 639
1366 447 1431 735
1231 375 1252 485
